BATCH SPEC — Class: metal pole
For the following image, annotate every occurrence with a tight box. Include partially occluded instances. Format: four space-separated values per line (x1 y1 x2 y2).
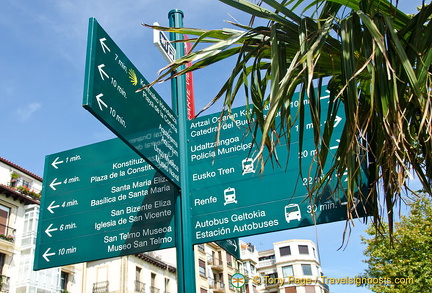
169 9 196 293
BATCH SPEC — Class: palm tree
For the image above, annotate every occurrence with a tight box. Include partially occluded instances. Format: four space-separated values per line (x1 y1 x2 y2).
144 0 432 236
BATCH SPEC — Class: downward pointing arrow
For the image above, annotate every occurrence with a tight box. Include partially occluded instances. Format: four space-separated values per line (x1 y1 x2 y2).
96 93 108 111
98 64 109 81
43 248 56 262
45 224 58 237
99 37 110 54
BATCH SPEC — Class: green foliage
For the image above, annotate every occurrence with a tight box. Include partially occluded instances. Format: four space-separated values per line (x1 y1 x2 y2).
144 0 432 235
361 195 432 292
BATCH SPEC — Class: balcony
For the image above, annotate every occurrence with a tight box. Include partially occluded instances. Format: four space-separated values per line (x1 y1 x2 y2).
0 224 15 243
259 259 276 267
135 280 145 292
207 254 224 271
213 281 226 293
150 286 160 293
243 268 250 276
92 281 109 293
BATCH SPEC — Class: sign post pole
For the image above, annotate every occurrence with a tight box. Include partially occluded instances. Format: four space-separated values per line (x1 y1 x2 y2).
169 9 196 293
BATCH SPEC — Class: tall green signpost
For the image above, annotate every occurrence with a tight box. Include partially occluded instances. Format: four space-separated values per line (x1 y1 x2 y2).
34 14 370 293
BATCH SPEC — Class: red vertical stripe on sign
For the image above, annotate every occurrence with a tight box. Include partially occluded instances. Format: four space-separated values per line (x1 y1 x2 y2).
184 35 195 119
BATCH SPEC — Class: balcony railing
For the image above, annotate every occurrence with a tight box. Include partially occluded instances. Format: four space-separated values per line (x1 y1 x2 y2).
214 281 225 290
259 259 276 267
135 280 146 292
92 281 109 293
150 286 160 293
0 224 15 243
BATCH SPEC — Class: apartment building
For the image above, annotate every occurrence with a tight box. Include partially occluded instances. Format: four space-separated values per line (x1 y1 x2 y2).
255 239 329 293
0 157 61 292
80 251 177 293
195 242 240 293
239 241 259 293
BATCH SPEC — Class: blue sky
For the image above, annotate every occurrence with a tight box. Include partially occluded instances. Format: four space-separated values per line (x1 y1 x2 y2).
1 1 424 292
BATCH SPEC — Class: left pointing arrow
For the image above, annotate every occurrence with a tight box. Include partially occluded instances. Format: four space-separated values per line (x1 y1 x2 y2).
49 178 62 191
45 224 58 237
51 157 64 169
98 64 109 80
43 248 56 262
47 201 60 214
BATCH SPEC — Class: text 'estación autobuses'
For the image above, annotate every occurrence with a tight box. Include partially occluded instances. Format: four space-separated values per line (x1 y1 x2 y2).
194 209 279 241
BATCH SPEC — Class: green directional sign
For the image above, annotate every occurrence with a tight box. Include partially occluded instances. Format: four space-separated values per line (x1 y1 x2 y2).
83 17 180 186
216 238 240 259
188 87 369 243
34 138 177 270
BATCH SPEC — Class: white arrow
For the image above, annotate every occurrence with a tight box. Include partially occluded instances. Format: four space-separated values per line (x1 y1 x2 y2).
47 201 60 214
96 93 108 111
51 157 64 169
99 37 110 54
45 224 58 237
43 248 56 262
49 178 62 191
334 116 342 128
320 90 331 100
341 198 360 211
231 241 238 252
98 64 109 81
330 139 341 150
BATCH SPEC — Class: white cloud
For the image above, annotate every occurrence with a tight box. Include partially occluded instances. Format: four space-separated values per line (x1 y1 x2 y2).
14 102 42 123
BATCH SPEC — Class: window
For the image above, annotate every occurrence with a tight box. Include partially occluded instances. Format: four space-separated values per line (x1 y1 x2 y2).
284 287 297 293
305 285 316 293
279 246 291 256
302 264 312 275
0 253 5 275
151 273 156 286
299 245 309 255
266 272 278 279
22 179 31 188
228 274 234 289
60 271 69 291
199 259 206 277
282 265 294 277
0 205 10 235
250 264 256 274
259 254 275 261
226 252 232 266
136 267 141 281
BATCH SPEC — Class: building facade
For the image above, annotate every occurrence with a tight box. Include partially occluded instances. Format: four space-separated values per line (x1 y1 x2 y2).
255 240 329 293
195 242 240 293
0 157 61 292
239 241 259 293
